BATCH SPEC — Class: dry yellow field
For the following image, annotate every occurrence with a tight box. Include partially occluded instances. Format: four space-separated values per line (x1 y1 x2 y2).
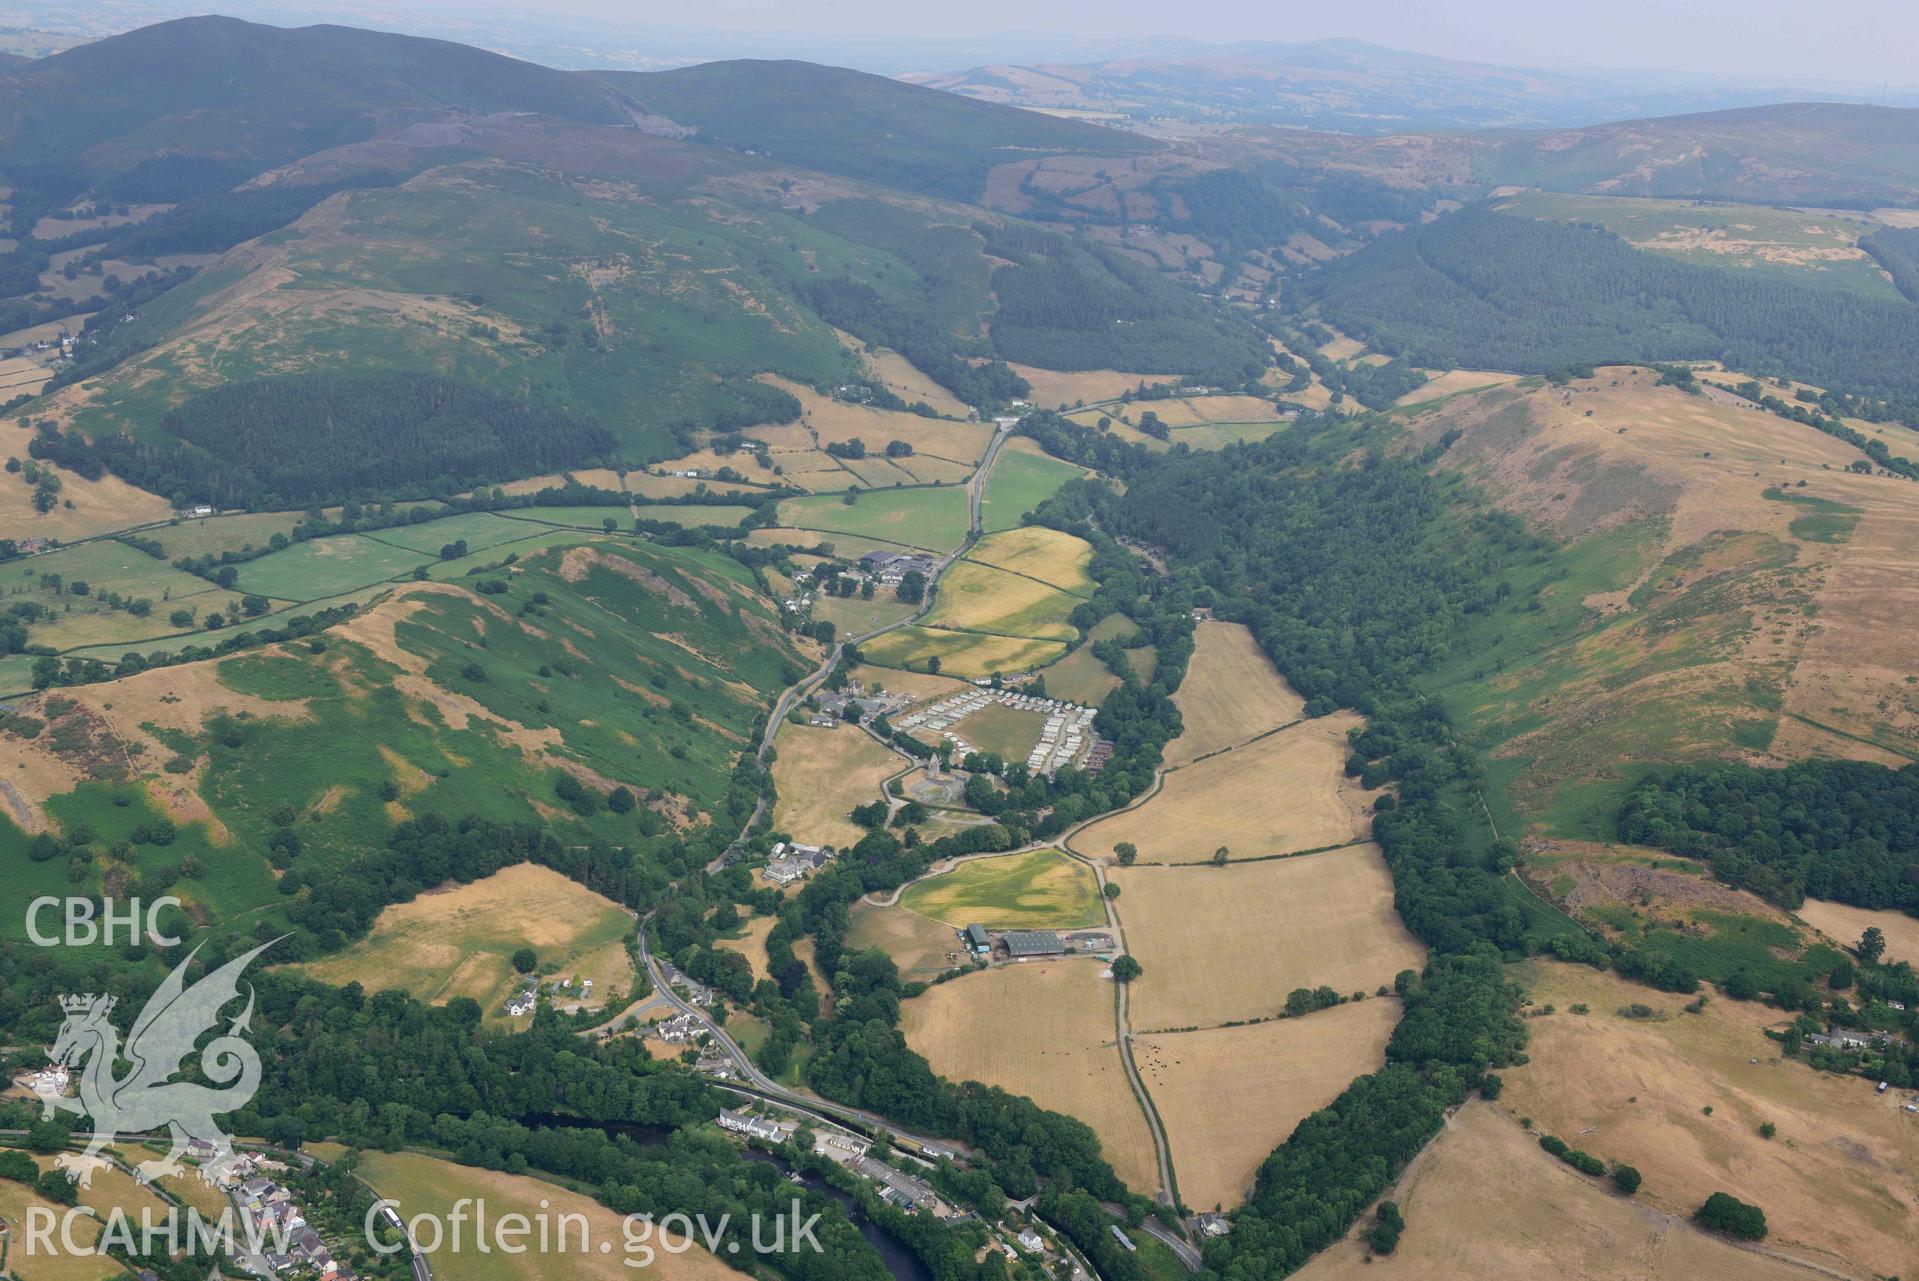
1080 714 1373 863
1295 1102 1816 1281
1064 406 1173 451
0 311 91 347
920 560 1081 640
353 1150 744 1281
963 526 1095 594
857 625 1069 680
1139 999 1400 1210
1112 847 1425 1029
847 900 965 982
28 1153 174 1226
902 960 1159 1194
1501 961 1919 1280
0 1180 120 1280
850 663 974 705
1164 620 1307 766
292 863 635 1012
1795 898 1919 965
771 721 904 847
0 420 177 540
762 375 993 464
1007 363 1179 408
715 913 779 978
850 339 972 417
1140 395 1287 428
1393 368 1520 405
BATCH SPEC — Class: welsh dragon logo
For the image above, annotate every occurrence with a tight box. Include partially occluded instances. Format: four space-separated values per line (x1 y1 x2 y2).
40 939 277 1188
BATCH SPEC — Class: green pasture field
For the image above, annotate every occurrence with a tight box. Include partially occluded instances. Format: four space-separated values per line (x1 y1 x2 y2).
366 510 549 554
777 485 971 552
978 443 1087 533
899 847 1104 930
4 539 229 650
153 511 306 559
1170 420 1289 450
948 701 1047 758
233 533 437 600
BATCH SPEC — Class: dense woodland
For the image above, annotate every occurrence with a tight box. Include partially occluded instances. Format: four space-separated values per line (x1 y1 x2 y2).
1304 206 1919 406
982 223 1270 381
22 372 616 506
800 277 1030 407
1619 761 1919 913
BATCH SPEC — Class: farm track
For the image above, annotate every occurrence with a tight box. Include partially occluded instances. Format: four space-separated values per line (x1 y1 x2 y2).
718 422 1014 868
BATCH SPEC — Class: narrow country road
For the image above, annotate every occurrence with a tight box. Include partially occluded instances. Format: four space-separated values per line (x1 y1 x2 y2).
629 920 967 1155
713 420 1014 870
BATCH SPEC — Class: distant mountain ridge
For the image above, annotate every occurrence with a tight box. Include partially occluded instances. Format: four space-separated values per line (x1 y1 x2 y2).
909 37 1890 133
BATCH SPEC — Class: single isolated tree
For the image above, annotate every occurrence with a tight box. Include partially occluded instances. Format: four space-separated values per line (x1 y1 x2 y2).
1858 926 1886 966
1111 955 1143 983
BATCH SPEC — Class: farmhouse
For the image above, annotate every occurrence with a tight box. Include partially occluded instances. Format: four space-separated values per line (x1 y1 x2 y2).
857 550 938 584
765 842 831 885
656 1012 699 1043
1003 930 1067 958
717 1108 784 1142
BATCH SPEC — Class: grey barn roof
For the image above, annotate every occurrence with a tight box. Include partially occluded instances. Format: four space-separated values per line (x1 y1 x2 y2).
1002 930 1066 957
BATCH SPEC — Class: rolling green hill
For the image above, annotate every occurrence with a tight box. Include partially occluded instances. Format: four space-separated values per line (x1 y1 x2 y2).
0 534 804 955
1483 103 1919 207
1299 205 1919 403
0 15 625 221
600 58 1154 201
44 129 1008 467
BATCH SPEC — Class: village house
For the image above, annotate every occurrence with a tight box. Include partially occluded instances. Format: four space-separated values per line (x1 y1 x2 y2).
656 1012 699 1043
717 1108 784 1142
764 842 831 885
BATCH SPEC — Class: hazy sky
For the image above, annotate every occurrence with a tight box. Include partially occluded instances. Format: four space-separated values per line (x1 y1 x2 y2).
528 0 1917 85
23 0 1919 87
